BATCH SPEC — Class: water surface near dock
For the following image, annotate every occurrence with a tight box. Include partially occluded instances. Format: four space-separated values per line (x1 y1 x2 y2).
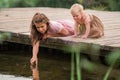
0 42 120 80
0 42 71 80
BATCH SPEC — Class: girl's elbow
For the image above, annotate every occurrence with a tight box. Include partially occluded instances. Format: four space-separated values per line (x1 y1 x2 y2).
64 32 70 36
61 29 69 36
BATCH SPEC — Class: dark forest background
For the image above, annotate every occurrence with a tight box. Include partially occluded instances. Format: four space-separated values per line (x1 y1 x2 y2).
0 0 120 11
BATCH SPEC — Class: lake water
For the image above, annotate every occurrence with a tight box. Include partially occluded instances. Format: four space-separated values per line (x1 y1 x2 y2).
0 42 71 80
0 51 71 80
0 42 120 80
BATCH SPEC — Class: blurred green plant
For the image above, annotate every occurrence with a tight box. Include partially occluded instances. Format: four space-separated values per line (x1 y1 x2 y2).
81 58 96 72
64 43 120 80
103 50 120 80
116 77 120 80
19 0 42 7
0 0 40 8
108 0 120 11
64 44 82 80
0 0 10 8
92 5 107 11
63 43 99 80
0 32 11 43
78 0 83 4
0 0 77 8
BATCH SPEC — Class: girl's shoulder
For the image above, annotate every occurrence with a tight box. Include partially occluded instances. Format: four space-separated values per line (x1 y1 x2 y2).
49 21 57 25
48 21 64 33
83 13 91 24
49 21 62 27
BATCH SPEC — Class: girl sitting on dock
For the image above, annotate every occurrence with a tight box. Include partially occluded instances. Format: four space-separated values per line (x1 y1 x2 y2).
30 12 74 65
70 3 104 39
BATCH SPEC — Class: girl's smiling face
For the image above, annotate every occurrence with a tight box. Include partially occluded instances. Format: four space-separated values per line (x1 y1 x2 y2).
35 22 47 34
71 11 82 23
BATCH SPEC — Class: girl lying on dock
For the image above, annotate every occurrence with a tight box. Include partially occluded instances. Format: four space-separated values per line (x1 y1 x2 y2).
30 12 74 65
70 3 104 39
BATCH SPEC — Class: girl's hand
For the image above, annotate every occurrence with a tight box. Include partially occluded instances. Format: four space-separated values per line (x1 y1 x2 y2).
72 34 79 38
30 57 38 66
81 35 88 39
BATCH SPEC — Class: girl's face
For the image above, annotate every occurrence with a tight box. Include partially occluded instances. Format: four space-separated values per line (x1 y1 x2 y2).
35 22 47 34
71 11 82 23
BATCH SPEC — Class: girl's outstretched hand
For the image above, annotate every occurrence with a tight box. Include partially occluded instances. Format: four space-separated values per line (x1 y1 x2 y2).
30 57 38 66
81 35 88 39
72 34 80 38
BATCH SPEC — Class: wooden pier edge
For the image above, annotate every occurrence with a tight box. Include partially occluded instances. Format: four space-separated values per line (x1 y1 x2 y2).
0 30 119 52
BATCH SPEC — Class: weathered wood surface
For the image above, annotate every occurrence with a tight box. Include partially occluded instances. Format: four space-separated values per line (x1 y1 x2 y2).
0 7 120 51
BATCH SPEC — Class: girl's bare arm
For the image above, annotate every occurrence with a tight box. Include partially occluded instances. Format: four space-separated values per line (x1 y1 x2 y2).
81 14 91 38
30 41 40 65
74 22 79 36
82 23 90 38
45 28 70 38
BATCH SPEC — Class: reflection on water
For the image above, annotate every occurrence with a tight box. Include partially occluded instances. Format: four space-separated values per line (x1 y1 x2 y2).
0 42 71 80
31 62 40 80
0 51 71 80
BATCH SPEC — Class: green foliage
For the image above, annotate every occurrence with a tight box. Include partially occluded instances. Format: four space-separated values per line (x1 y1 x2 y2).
91 5 107 11
104 50 120 80
38 0 77 8
78 0 83 4
23 0 39 7
108 0 120 11
0 0 119 11
0 0 77 8
0 32 11 43
0 0 21 8
64 43 120 80
81 59 96 72
0 0 10 8
82 0 120 11
106 50 120 66
64 44 99 80
64 44 82 80
116 77 120 80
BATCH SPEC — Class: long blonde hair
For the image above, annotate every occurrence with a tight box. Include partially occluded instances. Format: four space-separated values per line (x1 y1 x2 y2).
30 12 50 45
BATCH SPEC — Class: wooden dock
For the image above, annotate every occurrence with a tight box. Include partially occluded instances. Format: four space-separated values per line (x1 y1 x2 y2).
0 7 120 52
